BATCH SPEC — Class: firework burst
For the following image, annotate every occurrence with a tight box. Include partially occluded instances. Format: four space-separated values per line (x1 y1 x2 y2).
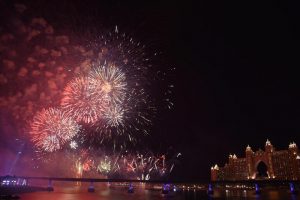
103 103 125 127
69 140 78 149
0 2 177 179
61 76 107 124
89 64 127 105
82 27 172 148
29 108 81 152
97 156 111 175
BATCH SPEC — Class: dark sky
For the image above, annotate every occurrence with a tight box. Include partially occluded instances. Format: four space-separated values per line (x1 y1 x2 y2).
1 0 300 181
170 1 300 181
103 0 300 181
108 0 300 181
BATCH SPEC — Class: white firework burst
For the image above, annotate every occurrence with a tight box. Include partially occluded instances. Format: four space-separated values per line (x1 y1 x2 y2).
89 64 127 105
69 140 78 149
103 103 125 127
97 156 111 174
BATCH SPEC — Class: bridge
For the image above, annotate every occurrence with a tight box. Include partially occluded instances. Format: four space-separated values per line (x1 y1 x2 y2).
16 176 172 183
0 175 178 194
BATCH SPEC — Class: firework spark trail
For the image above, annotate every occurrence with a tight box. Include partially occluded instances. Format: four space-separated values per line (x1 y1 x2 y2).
75 160 83 178
112 152 172 180
30 108 80 152
109 151 123 173
66 148 179 180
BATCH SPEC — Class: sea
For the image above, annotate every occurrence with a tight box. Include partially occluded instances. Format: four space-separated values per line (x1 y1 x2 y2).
19 183 300 200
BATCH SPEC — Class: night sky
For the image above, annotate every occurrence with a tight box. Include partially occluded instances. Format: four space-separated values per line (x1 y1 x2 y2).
1 0 300 181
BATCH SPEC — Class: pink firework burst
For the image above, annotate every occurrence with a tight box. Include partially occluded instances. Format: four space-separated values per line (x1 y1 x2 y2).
61 76 107 124
30 108 80 152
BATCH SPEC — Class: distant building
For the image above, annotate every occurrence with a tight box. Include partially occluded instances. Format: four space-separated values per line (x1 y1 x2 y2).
211 140 300 181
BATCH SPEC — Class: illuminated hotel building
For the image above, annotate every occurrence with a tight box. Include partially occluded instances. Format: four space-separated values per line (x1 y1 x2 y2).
211 140 300 181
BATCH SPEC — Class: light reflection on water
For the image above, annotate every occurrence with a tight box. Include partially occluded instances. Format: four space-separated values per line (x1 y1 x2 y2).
20 186 300 200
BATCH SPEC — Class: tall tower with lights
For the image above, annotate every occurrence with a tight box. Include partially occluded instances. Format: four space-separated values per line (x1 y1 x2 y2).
245 145 254 179
264 139 275 178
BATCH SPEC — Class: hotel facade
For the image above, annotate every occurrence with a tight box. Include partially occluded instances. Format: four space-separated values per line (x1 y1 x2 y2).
211 140 300 181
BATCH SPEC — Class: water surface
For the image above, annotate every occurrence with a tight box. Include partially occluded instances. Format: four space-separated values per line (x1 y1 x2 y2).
20 185 300 200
